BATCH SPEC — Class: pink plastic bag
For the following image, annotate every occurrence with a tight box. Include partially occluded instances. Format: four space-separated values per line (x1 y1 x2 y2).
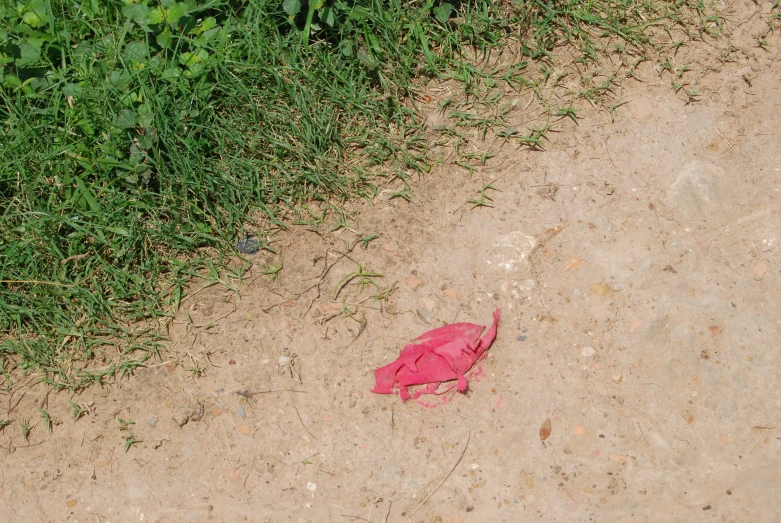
372 309 501 402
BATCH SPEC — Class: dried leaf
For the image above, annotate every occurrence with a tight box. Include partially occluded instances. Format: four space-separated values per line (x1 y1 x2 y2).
539 418 552 441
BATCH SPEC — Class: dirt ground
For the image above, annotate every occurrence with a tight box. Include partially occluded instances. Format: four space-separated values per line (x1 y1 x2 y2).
3 4 780 522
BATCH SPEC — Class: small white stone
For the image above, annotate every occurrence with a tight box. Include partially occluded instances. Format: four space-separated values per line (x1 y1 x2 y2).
581 346 596 357
307 482 317 492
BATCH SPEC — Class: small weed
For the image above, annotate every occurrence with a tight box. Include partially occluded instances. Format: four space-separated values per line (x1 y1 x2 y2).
372 282 398 303
123 435 141 453
607 100 629 123
20 418 34 442
554 106 580 125
469 184 498 209
455 161 475 177
358 234 378 249
261 264 284 282
334 262 383 299
114 417 135 431
69 401 92 421
0 419 11 432
388 191 411 202
38 408 53 434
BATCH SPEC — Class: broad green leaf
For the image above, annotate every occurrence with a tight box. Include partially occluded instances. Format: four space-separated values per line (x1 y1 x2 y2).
184 62 204 77
283 0 301 17
319 6 335 27
20 0 50 28
161 67 181 81
123 41 148 62
16 43 41 67
156 30 173 48
433 3 453 24
199 17 217 32
114 109 137 129
122 4 149 23
146 7 165 24
30 76 50 92
179 52 198 66
22 10 47 27
195 26 220 45
137 103 154 127
109 69 132 86
166 2 188 24
136 127 158 149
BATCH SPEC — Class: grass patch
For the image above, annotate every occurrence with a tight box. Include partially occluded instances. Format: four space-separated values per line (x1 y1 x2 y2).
1 0 722 391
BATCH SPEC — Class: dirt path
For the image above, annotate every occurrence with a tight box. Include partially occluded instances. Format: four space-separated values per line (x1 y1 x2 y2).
3 6 780 522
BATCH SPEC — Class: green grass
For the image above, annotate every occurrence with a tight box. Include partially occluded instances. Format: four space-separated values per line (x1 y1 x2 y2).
1 0 723 391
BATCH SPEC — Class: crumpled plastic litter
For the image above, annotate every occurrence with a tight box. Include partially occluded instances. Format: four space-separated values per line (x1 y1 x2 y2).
372 309 501 402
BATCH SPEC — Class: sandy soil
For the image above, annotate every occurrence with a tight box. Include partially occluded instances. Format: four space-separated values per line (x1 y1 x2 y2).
2 3 780 522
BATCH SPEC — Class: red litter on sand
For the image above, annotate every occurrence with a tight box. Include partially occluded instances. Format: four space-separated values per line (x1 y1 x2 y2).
372 309 501 402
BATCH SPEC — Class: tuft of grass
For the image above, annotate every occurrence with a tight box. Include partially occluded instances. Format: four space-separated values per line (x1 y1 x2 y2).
69 400 92 421
123 434 141 452
261 263 283 282
358 234 378 249
0 0 723 392
113 416 135 431
468 183 497 209
37 407 53 434
19 418 34 442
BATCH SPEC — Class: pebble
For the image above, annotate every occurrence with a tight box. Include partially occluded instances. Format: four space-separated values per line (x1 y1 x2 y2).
307 482 317 492
407 277 421 290
573 288 582 297
236 405 247 418
752 260 768 280
184 446 194 455
444 288 458 300
236 425 251 435
216 398 224 407
148 416 159 427
517 336 527 341
609 454 627 464
383 243 397 252
612 374 623 383
581 346 596 357
213 408 223 417
563 257 582 271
